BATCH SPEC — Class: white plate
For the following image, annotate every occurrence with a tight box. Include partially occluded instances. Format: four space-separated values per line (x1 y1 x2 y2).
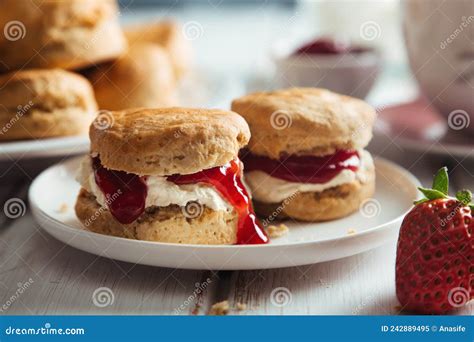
0 135 89 161
29 156 420 270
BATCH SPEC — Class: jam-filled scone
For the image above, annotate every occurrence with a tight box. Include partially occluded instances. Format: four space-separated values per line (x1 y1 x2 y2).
0 69 97 141
75 108 268 245
231 88 376 222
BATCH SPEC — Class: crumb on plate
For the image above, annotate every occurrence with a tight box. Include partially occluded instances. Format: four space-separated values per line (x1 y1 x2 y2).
267 224 289 238
347 228 357 235
57 203 68 213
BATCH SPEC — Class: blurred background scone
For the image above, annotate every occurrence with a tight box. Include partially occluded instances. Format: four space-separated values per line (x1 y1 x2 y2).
84 43 177 111
0 69 97 141
232 87 376 222
0 0 126 72
75 107 268 245
124 20 192 79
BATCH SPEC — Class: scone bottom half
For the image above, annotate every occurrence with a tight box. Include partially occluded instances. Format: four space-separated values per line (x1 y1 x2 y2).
76 107 268 245
240 149 376 222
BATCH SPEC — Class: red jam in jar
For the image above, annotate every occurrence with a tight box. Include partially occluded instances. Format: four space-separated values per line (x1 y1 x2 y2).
240 150 360 184
294 38 371 55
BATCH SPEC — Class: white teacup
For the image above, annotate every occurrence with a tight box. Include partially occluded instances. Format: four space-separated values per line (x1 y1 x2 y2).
403 0 474 133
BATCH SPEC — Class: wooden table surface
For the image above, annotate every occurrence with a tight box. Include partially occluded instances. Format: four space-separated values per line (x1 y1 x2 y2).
0 136 472 316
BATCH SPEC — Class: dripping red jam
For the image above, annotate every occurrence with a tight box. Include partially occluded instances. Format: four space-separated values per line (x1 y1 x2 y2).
92 157 268 245
168 159 268 245
240 150 360 184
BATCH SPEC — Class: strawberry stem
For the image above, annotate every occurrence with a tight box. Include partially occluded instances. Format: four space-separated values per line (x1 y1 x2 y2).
456 190 472 205
432 166 448 195
414 167 474 210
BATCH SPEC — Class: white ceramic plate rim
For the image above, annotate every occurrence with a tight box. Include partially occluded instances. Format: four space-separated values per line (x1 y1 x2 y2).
29 156 420 250
0 135 89 160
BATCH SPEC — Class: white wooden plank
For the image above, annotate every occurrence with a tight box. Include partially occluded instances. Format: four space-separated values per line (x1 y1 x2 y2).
0 215 213 315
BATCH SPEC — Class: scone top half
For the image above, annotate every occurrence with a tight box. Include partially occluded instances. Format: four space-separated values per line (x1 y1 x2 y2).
76 107 268 245
231 88 377 221
231 88 375 158
89 107 249 176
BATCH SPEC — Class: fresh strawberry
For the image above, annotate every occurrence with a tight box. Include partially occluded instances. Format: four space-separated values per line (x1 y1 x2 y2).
396 167 474 314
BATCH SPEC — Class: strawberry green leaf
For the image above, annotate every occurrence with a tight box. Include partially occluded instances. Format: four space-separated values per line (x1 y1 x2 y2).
470 204 474 211
432 167 449 195
413 198 428 205
456 190 472 205
417 187 447 200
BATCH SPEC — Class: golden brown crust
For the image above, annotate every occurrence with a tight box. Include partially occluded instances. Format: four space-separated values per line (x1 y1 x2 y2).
86 43 177 111
124 20 192 78
0 69 97 140
0 0 126 72
255 170 376 222
231 88 376 159
89 107 250 175
75 188 238 245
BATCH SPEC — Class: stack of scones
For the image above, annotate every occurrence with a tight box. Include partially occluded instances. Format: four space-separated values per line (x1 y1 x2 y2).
0 0 191 141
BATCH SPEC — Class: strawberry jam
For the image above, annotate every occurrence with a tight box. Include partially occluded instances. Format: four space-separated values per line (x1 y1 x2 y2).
241 150 360 184
92 157 148 224
168 159 268 245
294 38 371 55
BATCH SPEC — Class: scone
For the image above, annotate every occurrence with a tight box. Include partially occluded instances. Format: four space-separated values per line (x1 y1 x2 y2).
231 88 376 222
84 43 177 111
124 20 192 78
0 0 126 72
75 107 268 245
0 69 98 141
